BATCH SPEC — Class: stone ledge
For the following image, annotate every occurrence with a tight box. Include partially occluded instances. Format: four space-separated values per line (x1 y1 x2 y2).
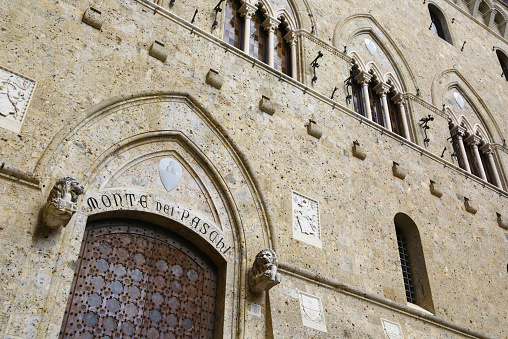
0 162 40 187
278 261 495 339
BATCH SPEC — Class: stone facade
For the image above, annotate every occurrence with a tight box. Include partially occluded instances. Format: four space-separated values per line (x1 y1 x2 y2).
0 0 507 337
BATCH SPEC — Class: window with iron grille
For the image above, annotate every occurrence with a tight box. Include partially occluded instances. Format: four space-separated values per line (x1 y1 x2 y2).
396 228 416 304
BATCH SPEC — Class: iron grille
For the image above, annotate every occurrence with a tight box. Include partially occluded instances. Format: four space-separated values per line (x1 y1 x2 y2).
396 229 416 304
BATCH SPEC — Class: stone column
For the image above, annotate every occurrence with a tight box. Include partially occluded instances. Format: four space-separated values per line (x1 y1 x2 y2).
374 82 392 131
480 144 502 187
354 71 373 121
452 126 471 173
393 93 411 140
466 135 487 180
239 3 256 54
284 31 297 80
263 16 280 67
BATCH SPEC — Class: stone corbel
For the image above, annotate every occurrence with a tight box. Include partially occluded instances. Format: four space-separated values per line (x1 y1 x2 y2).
206 69 224 90
82 7 104 30
464 198 478 214
307 119 323 139
42 177 85 228
392 162 407 180
249 249 281 293
352 140 366 160
149 41 168 63
497 213 508 230
429 180 443 198
259 96 275 115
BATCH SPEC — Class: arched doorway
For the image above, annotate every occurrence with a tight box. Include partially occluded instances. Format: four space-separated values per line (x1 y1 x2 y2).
59 219 218 338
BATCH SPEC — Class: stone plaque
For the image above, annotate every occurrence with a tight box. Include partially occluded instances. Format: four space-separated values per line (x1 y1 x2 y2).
0 65 36 133
381 319 403 339
250 303 262 317
454 92 465 109
292 192 321 247
298 291 326 332
365 38 377 55
159 158 183 192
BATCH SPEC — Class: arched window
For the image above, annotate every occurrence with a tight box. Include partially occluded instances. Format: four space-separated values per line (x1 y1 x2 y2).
496 50 508 81
223 0 245 50
60 219 220 338
387 90 404 137
394 213 434 314
250 10 267 62
274 22 291 76
351 69 366 117
368 81 386 127
428 4 453 44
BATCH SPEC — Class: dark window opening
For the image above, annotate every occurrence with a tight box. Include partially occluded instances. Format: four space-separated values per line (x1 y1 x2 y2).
428 5 452 44
396 229 416 304
368 82 386 128
274 23 291 76
496 50 508 81
388 91 403 137
351 71 366 117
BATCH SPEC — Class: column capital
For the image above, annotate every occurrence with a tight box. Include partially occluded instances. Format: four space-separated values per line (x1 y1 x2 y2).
262 16 280 32
354 71 372 85
392 93 405 105
284 30 297 45
465 134 483 147
451 125 467 138
480 143 495 155
239 2 257 19
373 82 391 96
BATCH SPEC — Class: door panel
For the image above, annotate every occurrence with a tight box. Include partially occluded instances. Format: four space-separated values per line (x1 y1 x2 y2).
60 220 217 339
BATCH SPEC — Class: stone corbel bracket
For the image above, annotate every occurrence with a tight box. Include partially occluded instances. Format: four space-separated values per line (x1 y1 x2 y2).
429 180 443 198
352 140 366 160
392 162 407 180
259 96 275 115
206 69 224 90
497 213 508 230
42 177 85 228
249 249 281 293
464 198 478 215
82 7 104 30
149 41 168 62
307 119 323 139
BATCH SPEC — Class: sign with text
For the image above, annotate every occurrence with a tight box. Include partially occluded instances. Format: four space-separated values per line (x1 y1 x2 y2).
84 190 233 257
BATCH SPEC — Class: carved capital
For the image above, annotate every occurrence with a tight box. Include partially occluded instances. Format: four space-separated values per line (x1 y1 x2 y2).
373 82 391 96
465 134 482 147
42 177 85 228
239 2 256 19
451 125 467 138
354 71 372 85
262 16 280 33
480 143 494 155
392 93 405 105
284 31 297 45
249 249 281 293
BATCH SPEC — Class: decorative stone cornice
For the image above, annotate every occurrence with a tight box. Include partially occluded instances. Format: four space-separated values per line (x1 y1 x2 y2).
297 30 352 62
451 125 468 137
392 93 405 105
284 31 297 45
480 143 495 155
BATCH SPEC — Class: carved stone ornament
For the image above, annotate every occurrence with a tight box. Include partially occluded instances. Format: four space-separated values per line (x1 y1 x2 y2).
292 191 321 247
42 177 85 228
248 249 281 293
0 65 36 133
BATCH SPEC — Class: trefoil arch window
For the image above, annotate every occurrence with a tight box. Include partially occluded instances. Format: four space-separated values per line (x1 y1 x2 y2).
394 213 435 314
428 4 453 44
349 66 411 139
223 0 297 78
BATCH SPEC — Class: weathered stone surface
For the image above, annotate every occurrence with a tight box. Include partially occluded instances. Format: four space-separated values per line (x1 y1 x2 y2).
206 69 224 90
81 7 104 30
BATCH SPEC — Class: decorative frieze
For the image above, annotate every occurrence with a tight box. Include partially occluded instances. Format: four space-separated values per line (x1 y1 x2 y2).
298 291 327 332
292 192 321 247
0 65 36 133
